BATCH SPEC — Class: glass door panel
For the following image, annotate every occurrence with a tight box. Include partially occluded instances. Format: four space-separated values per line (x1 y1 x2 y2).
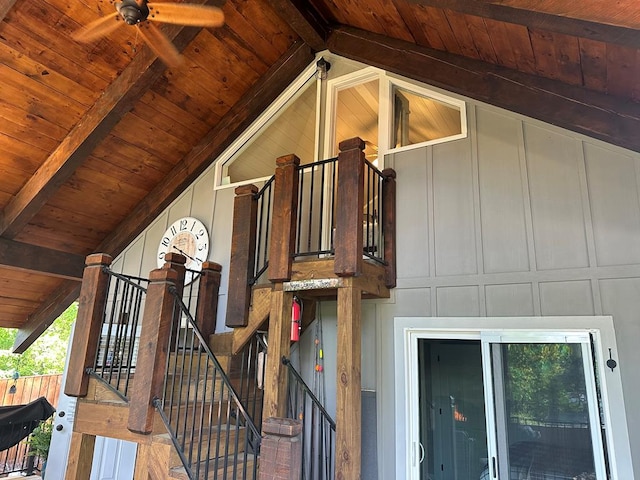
488 341 605 480
418 339 489 480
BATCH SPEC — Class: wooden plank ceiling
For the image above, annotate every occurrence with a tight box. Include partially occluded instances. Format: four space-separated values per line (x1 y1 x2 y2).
0 0 638 352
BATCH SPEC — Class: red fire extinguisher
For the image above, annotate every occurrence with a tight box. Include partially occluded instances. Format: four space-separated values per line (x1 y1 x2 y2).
291 296 302 342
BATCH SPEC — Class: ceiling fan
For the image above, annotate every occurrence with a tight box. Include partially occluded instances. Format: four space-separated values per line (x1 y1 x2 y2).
73 0 224 67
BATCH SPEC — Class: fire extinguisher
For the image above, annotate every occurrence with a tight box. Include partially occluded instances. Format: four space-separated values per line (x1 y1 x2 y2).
291 296 302 342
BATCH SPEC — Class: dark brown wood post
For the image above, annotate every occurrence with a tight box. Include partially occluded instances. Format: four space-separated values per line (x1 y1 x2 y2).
268 154 300 282
382 168 397 288
259 418 303 480
127 266 178 434
65 253 112 397
334 137 365 277
226 184 258 328
195 261 222 340
163 252 186 349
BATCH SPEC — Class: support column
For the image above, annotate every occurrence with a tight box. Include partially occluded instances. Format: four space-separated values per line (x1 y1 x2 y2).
128 267 178 434
268 154 300 282
334 138 365 278
227 184 259 328
335 277 362 480
65 253 112 397
65 431 96 480
195 261 222 339
262 286 293 419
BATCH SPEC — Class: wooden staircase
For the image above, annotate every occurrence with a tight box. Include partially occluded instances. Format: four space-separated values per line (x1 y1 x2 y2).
71 341 262 480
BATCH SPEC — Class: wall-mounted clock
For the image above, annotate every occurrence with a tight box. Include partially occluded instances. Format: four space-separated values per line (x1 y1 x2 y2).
157 216 210 285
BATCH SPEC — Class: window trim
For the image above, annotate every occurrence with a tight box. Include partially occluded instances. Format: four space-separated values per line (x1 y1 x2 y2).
384 75 468 155
213 62 319 190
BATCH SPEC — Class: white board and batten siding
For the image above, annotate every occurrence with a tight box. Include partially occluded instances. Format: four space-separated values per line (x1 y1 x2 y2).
374 104 640 480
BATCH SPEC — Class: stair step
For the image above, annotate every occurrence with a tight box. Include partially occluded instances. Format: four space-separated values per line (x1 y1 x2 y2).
154 425 249 469
169 453 258 480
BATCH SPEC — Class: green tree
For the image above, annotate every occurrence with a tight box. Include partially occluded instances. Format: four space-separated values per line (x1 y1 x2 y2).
0 303 77 378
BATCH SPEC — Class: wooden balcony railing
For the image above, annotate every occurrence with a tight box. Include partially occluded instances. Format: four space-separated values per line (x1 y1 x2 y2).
226 136 396 328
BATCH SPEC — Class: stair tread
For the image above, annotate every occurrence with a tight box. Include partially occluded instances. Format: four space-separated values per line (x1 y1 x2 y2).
169 453 258 480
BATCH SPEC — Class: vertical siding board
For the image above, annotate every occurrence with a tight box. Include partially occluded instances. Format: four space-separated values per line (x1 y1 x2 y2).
476 109 530 273
485 284 535 316
436 285 480 316
584 143 640 266
524 125 589 270
539 280 595 315
433 138 477 276
394 149 430 280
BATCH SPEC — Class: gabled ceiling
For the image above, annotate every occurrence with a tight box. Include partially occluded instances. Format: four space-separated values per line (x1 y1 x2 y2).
1 0 638 352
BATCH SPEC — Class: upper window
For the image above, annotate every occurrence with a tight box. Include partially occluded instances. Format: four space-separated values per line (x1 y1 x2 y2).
218 73 317 186
392 86 463 149
215 58 467 188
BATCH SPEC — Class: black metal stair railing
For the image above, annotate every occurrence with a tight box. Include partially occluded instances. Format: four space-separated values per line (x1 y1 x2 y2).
252 175 275 285
249 155 387 285
283 357 336 480
87 268 149 400
153 288 262 480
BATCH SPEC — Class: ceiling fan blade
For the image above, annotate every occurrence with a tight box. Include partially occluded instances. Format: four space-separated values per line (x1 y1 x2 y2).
146 3 224 27
73 11 123 43
136 22 183 68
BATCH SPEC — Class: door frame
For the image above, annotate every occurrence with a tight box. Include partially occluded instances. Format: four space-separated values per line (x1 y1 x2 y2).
393 316 633 480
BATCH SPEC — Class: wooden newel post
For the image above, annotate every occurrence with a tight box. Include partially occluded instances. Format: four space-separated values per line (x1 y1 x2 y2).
382 168 397 288
268 154 300 282
128 267 179 434
163 252 186 349
226 184 259 328
65 253 112 397
335 137 365 277
196 261 222 340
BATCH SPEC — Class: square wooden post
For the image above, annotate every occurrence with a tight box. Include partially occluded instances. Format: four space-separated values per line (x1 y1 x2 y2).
259 417 303 480
227 184 259 328
382 168 397 288
334 138 365 277
65 431 96 479
65 253 112 397
163 252 186 350
335 277 362 480
262 286 294 419
268 154 300 282
195 261 222 339
127 266 179 434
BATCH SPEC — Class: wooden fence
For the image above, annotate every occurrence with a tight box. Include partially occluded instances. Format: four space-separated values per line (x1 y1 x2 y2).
0 374 62 408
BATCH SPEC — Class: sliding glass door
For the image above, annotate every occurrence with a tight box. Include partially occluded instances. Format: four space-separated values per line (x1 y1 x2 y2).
411 331 607 480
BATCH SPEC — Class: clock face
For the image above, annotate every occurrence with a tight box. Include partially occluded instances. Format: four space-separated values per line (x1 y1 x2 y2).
157 217 210 284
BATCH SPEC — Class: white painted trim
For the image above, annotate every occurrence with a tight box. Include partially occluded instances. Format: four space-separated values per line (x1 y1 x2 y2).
394 316 633 480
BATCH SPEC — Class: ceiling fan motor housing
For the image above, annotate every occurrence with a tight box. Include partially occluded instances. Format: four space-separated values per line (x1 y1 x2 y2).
117 0 150 24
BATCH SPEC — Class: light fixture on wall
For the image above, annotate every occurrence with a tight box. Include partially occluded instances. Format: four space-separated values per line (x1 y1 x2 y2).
316 57 331 80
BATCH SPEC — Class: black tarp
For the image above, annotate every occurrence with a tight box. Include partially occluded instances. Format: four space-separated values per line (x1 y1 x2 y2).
0 397 55 451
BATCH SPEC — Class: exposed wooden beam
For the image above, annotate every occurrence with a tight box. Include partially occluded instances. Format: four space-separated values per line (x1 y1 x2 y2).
0 4 214 239
405 0 640 48
328 26 640 153
11 41 314 354
0 238 84 280
98 41 314 256
12 282 81 354
270 0 329 51
0 0 17 20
